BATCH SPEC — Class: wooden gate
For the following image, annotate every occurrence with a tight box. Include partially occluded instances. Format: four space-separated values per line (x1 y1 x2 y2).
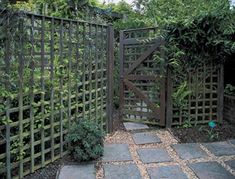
119 28 166 126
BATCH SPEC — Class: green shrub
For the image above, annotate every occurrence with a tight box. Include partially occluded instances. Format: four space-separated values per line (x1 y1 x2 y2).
225 84 235 96
66 119 105 162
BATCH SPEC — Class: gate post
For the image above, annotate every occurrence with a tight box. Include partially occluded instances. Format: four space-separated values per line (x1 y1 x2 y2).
166 67 173 128
106 24 114 133
119 30 124 122
217 64 224 123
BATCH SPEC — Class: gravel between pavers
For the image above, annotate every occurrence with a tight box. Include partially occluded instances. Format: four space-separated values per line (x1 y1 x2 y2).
98 128 235 179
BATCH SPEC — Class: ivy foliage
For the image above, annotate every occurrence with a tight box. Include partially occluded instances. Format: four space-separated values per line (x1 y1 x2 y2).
66 120 105 162
10 0 101 19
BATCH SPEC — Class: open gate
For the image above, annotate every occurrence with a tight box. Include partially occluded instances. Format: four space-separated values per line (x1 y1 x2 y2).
119 27 166 126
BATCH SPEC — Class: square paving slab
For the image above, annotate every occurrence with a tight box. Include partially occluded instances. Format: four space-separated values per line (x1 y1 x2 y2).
102 144 132 162
172 143 208 160
104 164 141 179
225 160 235 170
137 148 172 163
132 132 161 145
58 164 95 179
203 141 235 156
189 161 234 179
147 165 188 179
123 122 149 131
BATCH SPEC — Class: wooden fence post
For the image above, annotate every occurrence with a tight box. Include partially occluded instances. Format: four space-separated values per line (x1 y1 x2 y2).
217 64 224 123
4 14 11 179
119 30 124 122
166 67 173 128
106 25 114 133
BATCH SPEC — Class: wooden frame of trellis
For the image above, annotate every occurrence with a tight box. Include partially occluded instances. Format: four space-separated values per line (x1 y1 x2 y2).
0 10 114 179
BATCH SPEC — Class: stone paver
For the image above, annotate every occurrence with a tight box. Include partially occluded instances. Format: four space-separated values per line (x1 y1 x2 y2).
189 161 234 179
132 132 161 145
123 122 149 131
225 160 235 170
229 139 235 145
172 143 208 160
147 165 188 179
137 148 172 164
203 141 235 156
102 144 132 162
104 164 141 179
57 164 95 179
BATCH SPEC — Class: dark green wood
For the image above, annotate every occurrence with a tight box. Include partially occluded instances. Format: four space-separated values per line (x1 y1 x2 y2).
29 14 35 173
75 21 80 121
88 24 92 120
4 15 11 179
95 25 99 124
119 30 124 122
18 18 24 178
59 19 64 157
106 25 114 132
50 17 55 162
68 21 72 128
40 16 45 168
82 23 86 120
217 64 224 123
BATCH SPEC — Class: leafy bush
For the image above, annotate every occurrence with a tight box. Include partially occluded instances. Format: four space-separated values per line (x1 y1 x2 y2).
66 119 105 162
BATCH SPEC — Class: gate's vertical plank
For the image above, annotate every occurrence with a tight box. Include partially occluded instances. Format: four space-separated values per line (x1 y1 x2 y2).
119 31 124 121
166 67 173 127
106 25 114 133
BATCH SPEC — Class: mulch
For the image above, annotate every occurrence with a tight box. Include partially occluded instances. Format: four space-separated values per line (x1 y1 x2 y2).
171 121 235 143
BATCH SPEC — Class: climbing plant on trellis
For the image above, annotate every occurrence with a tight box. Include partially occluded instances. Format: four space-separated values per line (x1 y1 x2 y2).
0 10 114 178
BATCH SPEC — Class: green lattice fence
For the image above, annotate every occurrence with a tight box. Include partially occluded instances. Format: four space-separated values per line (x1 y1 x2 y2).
0 10 114 178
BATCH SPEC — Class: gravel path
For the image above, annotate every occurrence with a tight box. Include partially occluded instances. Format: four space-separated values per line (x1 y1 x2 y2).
95 124 235 179
56 122 235 179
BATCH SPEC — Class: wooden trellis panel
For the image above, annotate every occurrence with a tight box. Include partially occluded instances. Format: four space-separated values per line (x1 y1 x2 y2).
119 28 166 126
0 11 113 179
166 62 224 126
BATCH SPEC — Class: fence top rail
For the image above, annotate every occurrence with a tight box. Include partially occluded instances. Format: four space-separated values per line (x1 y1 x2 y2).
0 8 109 27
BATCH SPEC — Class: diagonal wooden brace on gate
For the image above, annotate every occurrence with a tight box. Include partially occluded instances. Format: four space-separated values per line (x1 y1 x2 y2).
123 79 161 119
124 37 165 75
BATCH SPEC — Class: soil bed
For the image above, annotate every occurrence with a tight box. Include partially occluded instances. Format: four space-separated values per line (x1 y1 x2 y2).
171 122 235 143
24 155 75 179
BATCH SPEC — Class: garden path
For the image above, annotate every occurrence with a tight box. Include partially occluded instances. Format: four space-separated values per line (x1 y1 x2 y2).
57 122 235 179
